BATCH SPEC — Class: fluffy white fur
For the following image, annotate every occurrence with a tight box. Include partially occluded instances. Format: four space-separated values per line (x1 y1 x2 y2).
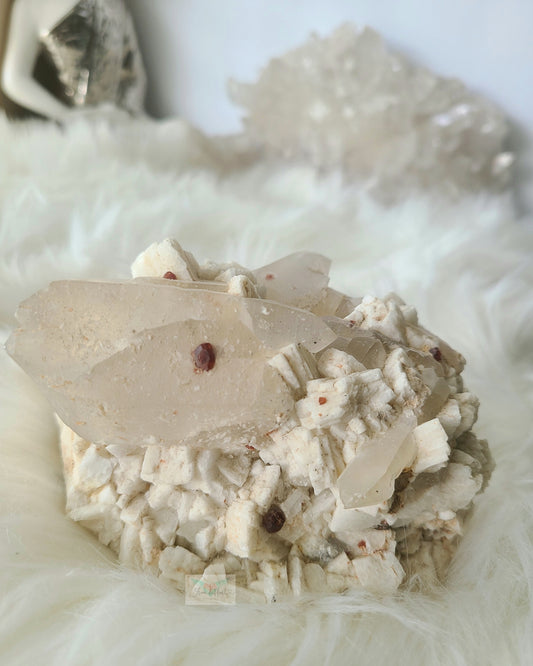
1 113 532 666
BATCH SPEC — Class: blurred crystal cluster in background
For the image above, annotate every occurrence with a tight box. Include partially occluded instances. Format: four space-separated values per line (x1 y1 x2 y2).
229 25 512 198
129 0 533 215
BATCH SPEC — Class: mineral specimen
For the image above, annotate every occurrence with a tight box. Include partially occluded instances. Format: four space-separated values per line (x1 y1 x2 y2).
229 24 512 197
6 239 493 601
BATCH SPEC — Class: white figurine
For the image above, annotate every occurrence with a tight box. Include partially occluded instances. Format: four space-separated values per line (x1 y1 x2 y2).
1 0 146 121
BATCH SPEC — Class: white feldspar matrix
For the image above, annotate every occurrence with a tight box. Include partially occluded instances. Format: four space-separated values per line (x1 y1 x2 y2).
7 239 493 602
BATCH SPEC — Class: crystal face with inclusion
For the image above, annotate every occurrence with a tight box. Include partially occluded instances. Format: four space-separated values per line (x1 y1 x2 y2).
253 252 331 310
7 278 334 450
6 240 493 601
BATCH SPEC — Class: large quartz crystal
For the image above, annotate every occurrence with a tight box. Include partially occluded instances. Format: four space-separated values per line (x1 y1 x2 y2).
229 24 512 197
7 239 493 601
8 279 333 451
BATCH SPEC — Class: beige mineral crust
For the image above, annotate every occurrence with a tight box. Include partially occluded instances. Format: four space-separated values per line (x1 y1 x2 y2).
7 239 493 602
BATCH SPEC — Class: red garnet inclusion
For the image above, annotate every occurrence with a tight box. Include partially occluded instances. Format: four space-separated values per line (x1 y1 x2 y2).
262 504 286 533
163 271 177 280
193 343 216 372
429 346 442 362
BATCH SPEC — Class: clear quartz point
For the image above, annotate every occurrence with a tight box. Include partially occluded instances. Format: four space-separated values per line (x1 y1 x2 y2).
323 317 387 369
254 252 331 310
6 279 335 450
419 368 451 423
337 412 417 508
311 288 362 318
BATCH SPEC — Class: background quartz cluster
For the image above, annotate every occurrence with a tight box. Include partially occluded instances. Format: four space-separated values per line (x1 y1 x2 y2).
229 25 511 198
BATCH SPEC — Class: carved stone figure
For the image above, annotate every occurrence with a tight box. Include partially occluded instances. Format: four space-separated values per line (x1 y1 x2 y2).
0 0 146 120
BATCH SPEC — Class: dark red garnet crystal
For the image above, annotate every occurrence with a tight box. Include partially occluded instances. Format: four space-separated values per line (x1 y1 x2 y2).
192 342 216 372
163 271 177 280
262 504 286 533
429 346 442 362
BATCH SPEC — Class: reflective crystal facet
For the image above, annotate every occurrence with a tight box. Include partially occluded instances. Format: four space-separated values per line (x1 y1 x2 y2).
254 252 330 309
337 412 417 508
323 317 387 369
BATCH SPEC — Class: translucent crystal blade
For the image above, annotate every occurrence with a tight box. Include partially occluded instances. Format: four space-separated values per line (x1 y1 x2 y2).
6 279 336 449
254 252 331 310
311 288 362 318
323 317 387 369
419 368 451 423
337 412 417 508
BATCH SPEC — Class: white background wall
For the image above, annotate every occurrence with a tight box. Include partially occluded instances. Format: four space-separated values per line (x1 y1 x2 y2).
129 0 533 215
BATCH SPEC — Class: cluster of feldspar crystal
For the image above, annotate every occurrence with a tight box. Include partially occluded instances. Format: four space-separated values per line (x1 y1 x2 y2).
7 240 492 602
230 24 512 196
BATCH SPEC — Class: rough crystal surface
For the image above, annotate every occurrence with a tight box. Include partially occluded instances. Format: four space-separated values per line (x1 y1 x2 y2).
7 279 334 451
229 24 512 198
7 240 493 601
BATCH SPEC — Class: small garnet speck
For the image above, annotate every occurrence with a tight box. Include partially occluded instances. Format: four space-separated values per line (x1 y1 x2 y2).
163 271 177 280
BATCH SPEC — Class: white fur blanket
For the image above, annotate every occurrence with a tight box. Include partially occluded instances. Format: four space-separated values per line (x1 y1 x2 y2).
1 112 532 665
